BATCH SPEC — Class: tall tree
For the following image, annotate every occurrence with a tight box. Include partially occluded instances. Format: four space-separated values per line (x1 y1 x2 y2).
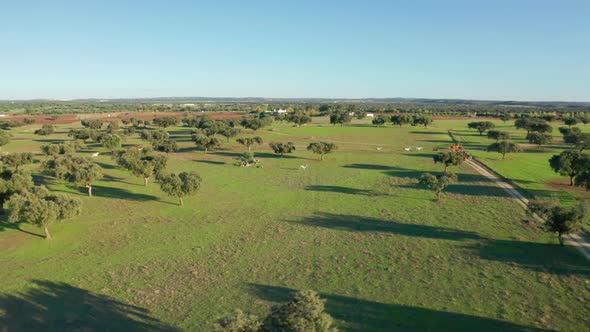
1 152 33 170
263 290 335 332
391 114 411 127
236 137 263 152
487 130 510 141
269 142 296 157
34 124 55 136
487 141 520 159
526 132 553 149
0 130 10 150
101 133 122 151
43 155 103 196
528 199 586 246
193 133 220 153
468 121 495 136
433 151 464 171
307 142 337 161
549 150 590 185
419 172 457 200
7 186 81 240
158 172 202 205
114 148 168 186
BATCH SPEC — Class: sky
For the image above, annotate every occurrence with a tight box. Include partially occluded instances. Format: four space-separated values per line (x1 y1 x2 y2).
1 0 589 101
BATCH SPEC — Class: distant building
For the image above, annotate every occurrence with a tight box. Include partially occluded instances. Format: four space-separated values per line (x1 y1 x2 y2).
366 113 375 117
271 108 288 114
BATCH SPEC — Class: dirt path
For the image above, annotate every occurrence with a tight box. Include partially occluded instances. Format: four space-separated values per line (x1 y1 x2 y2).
465 158 590 261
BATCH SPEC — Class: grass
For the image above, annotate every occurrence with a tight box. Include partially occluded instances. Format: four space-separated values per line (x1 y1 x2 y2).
0 118 588 331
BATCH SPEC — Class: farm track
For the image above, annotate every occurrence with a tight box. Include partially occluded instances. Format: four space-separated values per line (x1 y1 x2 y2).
465 158 590 261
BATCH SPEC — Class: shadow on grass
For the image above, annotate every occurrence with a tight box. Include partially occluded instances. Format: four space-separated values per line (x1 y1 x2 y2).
0 220 45 238
62 185 159 201
0 280 179 331
304 185 388 196
247 284 546 332
96 162 117 170
195 160 226 165
212 151 298 159
33 138 67 144
289 213 482 241
466 239 590 277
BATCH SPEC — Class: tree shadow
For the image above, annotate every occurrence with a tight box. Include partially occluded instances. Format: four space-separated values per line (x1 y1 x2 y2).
466 239 590 277
247 284 546 331
0 220 45 238
195 160 226 165
0 279 179 331
304 185 388 196
343 163 399 171
65 185 159 201
288 213 482 241
33 138 67 144
96 162 117 170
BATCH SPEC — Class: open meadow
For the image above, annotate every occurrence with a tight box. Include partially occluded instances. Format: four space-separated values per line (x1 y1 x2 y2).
0 117 589 331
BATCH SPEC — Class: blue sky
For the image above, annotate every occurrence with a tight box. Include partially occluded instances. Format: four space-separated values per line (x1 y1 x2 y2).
1 0 589 101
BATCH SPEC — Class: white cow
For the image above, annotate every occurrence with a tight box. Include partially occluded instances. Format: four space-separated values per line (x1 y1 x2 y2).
416 147 423 151
404 147 411 152
299 164 309 170
376 147 383 151
91 152 100 158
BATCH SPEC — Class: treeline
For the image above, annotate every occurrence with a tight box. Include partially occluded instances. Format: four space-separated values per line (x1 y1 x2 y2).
2 99 590 118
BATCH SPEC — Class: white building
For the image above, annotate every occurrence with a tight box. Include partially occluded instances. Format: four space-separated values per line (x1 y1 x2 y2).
366 113 375 117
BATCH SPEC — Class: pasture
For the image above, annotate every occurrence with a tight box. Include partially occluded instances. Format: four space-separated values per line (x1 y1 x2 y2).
0 117 588 331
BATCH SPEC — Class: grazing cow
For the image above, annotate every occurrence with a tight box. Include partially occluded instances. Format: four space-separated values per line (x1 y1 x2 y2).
91 152 100 158
416 147 423 151
299 164 308 170
376 147 383 151
404 147 411 152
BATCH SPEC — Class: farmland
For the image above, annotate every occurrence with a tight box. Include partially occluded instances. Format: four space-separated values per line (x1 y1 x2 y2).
0 116 589 331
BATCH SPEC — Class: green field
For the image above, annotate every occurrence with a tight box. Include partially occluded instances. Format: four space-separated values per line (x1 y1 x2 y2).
0 118 589 331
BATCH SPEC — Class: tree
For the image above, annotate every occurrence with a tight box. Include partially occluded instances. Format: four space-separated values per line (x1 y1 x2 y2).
412 115 432 128
528 199 586 246
391 114 411 127
286 112 312 127
433 151 464 171
329 112 352 126
81 119 103 129
564 117 579 127
240 117 272 131
154 139 178 154
106 120 120 132
0 130 10 150
487 141 520 159
371 115 387 126
526 132 553 149
34 124 55 136
263 290 336 332
468 121 495 136
219 127 241 142
41 142 82 156
487 130 510 141
68 128 93 142
419 172 458 200
43 155 103 196
515 118 551 134
499 113 512 123
6 186 81 240
193 133 220 153
101 133 122 151
549 150 590 185
140 129 169 144
236 137 263 152
558 126 581 137
158 172 202 205
152 116 178 128
1 152 33 170
355 110 367 119
0 169 34 213
307 142 337 161
114 148 167 186
269 142 296 157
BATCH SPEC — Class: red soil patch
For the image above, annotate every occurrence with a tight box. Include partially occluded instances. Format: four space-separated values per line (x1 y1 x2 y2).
2 111 244 125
